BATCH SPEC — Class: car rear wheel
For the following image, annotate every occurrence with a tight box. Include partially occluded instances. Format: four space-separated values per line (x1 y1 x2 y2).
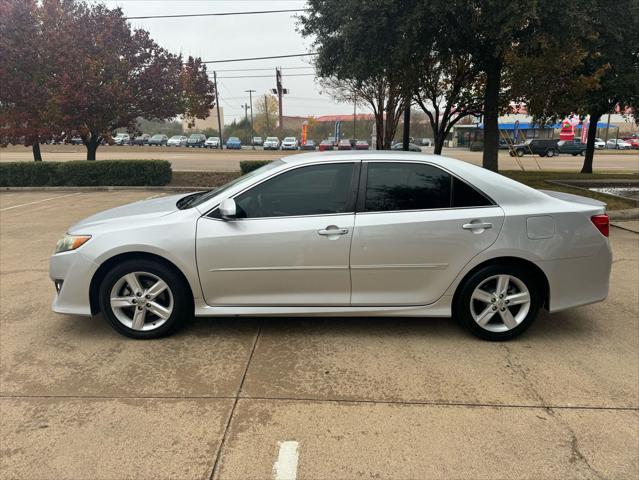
98 259 191 339
546 149 556 157
516 148 525 157
580 150 586 156
454 264 541 341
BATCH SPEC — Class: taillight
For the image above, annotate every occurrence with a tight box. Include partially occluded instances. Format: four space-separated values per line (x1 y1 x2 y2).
591 214 609 237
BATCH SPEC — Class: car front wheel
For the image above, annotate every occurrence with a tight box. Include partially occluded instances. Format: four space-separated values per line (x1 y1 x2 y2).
546 149 556 157
454 265 541 341
516 148 525 157
98 259 191 339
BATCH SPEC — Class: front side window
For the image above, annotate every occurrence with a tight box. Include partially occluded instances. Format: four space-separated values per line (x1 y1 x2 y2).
363 162 491 212
234 163 355 218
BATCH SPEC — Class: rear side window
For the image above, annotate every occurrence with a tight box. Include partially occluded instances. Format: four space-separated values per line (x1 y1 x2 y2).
364 163 451 211
362 162 492 212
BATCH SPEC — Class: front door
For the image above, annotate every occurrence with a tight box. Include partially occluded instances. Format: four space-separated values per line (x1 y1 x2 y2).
350 161 504 305
196 161 359 306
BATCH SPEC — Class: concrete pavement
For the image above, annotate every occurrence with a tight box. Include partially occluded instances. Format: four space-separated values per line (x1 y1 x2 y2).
1 190 637 479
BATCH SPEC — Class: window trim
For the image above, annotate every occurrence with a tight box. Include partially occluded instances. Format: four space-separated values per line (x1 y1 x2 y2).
356 160 496 214
204 160 361 221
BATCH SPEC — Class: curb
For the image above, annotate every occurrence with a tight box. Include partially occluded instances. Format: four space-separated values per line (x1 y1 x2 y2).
608 208 639 220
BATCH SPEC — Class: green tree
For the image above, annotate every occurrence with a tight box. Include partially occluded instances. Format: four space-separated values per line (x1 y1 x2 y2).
511 0 639 173
299 0 414 149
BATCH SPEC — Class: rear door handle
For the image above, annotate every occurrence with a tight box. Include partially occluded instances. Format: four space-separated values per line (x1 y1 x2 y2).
318 226 349 236
462 222 493 230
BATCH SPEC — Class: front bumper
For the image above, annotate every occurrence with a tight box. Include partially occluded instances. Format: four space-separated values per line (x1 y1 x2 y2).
49 250 97 316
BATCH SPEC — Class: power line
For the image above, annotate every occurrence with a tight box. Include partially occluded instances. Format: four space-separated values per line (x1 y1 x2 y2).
124 9 307 20
202 53 317 64
216 73 315 79
214 66 314 72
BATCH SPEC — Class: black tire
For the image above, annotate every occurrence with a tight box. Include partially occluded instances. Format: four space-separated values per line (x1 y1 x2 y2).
546 148 556 157
453 264 542 341
516 148 525 157
98 258 191 339
580 150 586 156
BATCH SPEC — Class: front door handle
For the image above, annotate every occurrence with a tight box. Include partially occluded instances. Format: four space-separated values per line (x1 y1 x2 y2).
462 222 493 230
318 226 349 236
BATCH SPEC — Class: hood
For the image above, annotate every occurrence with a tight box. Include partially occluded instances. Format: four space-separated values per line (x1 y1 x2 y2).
69 193 186 233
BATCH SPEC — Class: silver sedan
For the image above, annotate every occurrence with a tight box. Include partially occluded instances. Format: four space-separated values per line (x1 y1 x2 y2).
50 152 612 340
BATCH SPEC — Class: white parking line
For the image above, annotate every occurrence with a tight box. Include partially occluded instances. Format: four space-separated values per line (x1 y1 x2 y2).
273 441 299 480
0 192 83 212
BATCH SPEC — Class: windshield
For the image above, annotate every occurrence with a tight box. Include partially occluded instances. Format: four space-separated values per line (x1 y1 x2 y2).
228 137 239 141
169 136 181 140
266 137 278 141
177 160 283 209
189 134 200 139
284 137 295 142
151 135 163 139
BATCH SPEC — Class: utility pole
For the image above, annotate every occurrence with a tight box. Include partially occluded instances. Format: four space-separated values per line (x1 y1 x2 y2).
245 89 255 150
241 103 250 145
272 67 288 132
213 71 223 149
353 92 357 139
264 95 271 134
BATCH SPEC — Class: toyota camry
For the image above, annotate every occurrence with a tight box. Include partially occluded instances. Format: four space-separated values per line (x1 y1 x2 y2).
50 152 612 340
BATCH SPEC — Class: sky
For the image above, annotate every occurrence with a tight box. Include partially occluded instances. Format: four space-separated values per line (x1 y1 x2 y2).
97 0 363 122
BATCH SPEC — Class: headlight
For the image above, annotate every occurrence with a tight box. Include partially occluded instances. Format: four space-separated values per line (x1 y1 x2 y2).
54 235 91 254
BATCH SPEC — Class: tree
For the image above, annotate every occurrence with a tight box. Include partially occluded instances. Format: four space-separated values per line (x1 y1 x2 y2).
511 0 639 173
299 0 414 149
2 0 215 161
0 0 60 160
435 0 586 171
413 51 484 154
254 94 278 136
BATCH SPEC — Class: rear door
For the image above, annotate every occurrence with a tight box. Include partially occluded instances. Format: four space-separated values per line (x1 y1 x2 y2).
350 161 504 305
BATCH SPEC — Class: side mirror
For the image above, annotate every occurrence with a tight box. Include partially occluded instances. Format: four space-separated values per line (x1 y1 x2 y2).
219 198 237 219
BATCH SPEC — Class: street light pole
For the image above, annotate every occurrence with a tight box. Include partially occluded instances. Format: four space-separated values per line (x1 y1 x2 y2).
246 89 256 150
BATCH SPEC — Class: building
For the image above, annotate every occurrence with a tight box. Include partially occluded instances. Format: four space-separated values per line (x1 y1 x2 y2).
182 108 224 133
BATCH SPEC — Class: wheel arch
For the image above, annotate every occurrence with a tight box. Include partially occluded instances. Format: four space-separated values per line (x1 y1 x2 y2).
452 256 550 310
89 251 194 315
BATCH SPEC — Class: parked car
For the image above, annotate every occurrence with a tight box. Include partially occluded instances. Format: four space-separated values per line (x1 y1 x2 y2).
226 137 242 149
621 136 639 149
252 136 263 146
418 138 433 146
391 142 422 152
132 134 151 146
512 139 559 157
50 151 612 341
114 133 130 145
167 135 187 147
498 138 511 150
594 138 606 149
205 137 220 148
70 136 83 145
319 140 334 151
281 137 298 150
148 134 168 146
355 140 370 150
187 134 206 148
606 139 631 150
263 137 280 150
301 140 316 151
337 139 352 150
557 139 587 156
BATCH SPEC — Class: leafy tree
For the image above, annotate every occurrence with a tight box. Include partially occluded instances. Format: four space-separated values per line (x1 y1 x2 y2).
0 0 60 160
254 94 279 136
299 0 414 149
511 0 639 173
1 0 215 160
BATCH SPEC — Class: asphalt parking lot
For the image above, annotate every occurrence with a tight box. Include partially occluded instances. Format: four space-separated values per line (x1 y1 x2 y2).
1 190 638 479
2 144 638 172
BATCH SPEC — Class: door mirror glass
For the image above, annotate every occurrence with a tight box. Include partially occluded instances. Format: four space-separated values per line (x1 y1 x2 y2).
219 198 237 219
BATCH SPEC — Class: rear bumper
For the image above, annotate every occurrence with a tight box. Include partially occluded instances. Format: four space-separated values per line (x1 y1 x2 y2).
539 241 612 313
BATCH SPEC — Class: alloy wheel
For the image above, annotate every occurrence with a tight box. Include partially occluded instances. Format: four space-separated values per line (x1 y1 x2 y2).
470 274 531 332
109 271 174 331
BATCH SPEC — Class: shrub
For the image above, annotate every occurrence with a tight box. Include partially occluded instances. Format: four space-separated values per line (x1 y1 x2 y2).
469 141 484 152
240 160 272 175
0 160 172 187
